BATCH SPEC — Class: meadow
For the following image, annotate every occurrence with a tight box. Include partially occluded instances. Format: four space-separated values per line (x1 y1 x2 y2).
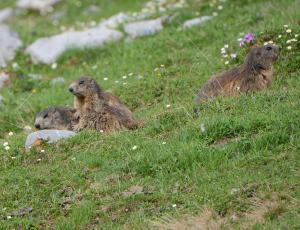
0 0 299 229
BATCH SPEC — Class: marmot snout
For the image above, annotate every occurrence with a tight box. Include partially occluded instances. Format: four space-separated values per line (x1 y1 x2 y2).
34 106 78 130
196 44 280 103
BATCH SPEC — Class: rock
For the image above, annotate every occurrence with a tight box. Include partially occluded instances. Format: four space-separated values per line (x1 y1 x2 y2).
26 27 123 64
0 25 23 67
10 207 33 217
124 18 164 39
51 77 65 85
16 0 62 13
0 72 9 89
50 11 65 22
84 5 100 14
98 12 130 29
25 130 76 150
0 8 13 22
183 16 213 29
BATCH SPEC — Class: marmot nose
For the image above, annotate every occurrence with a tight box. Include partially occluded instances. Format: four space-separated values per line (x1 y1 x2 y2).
69 87 74 93
35 123 41 129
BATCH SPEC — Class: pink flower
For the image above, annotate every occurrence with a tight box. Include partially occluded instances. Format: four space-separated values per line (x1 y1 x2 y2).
239 33 255 46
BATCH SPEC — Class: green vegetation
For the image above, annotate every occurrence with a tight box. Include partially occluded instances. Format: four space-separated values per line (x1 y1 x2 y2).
0 0 299 229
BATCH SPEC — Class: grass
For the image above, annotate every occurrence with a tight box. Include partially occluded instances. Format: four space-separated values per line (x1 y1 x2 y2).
0 0 300 229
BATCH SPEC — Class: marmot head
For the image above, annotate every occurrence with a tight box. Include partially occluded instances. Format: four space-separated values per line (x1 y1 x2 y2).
34 107 75 130
68 77 102 98
245 44 280 71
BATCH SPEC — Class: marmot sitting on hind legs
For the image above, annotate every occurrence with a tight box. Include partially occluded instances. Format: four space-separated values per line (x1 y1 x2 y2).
68 77 142 133
195 44 280 103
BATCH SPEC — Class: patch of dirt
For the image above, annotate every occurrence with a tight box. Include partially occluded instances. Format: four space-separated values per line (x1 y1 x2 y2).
151 206 224 230
212 136 241 148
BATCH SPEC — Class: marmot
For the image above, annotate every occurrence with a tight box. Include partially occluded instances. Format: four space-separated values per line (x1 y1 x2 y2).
195 44 280 103
34 106 78 130
68 77 141 132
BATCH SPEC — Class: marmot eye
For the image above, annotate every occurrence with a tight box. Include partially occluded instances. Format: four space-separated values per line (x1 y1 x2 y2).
43 114 48 119
266 46 272 51
79 80 84 85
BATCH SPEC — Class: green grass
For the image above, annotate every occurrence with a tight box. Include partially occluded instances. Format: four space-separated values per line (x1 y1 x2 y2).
0 0 300 229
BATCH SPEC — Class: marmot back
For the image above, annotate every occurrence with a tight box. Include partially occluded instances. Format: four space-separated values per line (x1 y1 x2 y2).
68 77 142 133
34 106 78 130
196 44 280 103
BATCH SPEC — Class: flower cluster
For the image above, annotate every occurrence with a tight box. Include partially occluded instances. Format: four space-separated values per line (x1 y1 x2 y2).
220 44 237 65
239 33 255 47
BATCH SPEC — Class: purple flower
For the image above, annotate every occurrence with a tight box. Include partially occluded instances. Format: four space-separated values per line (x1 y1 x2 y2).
239 33 255 47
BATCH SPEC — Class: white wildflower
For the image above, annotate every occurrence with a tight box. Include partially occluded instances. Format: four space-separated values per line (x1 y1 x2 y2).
5 146 10 151
278 35 282 38
200 123 205 133
212 12 218 17
283 24 288 28
3 142 8 147
7 215 12 219
237 38 243 42
162 142 166 145
230 53 237 59
166 104 171 108
12 62 19 70
286 40 291 44
122 75 127 79
286 29 292 33
132 145 138 150
225 61 229 65
37 158 41 162
287 46 292 50
128 73 134 76
51 63 58 69
224 44 229 48
103 77 108 81
218 5 223 10
172 204 177 208
11 156 16 160
115 80 119 83
154 68 159 72
8 132 13 136
40 149 45 153
24 125 32 130
295 34 299 38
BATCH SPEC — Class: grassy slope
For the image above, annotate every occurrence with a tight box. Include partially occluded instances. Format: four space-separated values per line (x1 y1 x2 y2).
0 0 300 229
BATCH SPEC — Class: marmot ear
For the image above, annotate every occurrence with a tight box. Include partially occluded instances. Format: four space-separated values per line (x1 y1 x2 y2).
250 44 259 49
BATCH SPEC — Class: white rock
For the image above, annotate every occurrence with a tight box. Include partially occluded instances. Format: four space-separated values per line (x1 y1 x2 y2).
98 12 130 29
0 8 13 22
51 77 65 85
0 72 9 89
183 16 213 29
26 27 123 64
25 130 76 149
124 18 164 38
0 25 23 67
17 0 61 13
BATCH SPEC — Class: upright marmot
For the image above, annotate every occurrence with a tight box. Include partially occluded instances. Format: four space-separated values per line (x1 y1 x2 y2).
195 44 280 103
68 77 141 132
34 106 78 130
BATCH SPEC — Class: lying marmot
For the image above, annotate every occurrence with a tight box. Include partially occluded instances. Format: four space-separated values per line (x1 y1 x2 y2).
34 106 78 130
68 77 141 132
195 44 280 103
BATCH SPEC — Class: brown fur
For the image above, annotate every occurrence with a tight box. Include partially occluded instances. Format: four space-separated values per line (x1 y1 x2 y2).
34 106 78 130
68 77 141 133
196 44 280 103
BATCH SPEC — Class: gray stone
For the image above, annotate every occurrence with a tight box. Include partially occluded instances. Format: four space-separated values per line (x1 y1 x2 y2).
25 130 76 150
26 27 123 64
124 18 164 38
51 77 65 85
0 8 13 23
183 16 213 29
0 25 23 67
17 0 62 13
